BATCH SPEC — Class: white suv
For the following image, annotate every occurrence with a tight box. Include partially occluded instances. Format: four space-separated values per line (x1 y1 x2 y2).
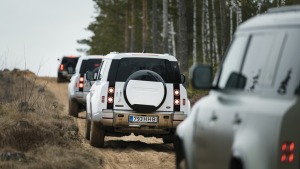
175 5 300 169
85 52 190 147
68 55 104 117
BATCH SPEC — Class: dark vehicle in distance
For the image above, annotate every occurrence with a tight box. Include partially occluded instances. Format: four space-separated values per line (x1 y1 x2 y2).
57 56 80 82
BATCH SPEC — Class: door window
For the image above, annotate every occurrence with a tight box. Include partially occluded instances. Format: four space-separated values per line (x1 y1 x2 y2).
218 35 249 89
274 29 300 96
218 32 286 92
97 60 107 80
241 33 276 92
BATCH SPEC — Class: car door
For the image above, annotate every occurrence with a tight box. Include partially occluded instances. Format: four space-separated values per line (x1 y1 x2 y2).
88 60 107 118
192 34 249 168
193 30 286 168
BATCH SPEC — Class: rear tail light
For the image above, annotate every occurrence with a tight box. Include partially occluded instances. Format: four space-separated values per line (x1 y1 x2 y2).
107 96 114 103
174 99 180 105
60 64 64 71
107 84 115 109
108 87 114 94
174 84 180 111
79 76 84 90
281 141 295 163
174 89 180 96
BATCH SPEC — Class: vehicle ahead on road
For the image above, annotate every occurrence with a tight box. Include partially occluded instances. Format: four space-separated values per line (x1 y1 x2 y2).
57 56 80 82
68 55 104 117
175 5 300 169
85 52 190 147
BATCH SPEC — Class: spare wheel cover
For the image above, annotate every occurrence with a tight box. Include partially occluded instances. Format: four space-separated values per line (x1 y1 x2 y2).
123 70 167 113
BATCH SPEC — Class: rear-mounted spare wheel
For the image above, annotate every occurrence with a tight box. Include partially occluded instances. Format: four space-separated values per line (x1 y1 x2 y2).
124 70 167 113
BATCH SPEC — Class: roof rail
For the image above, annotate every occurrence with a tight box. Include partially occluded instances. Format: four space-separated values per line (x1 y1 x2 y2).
268 5 300 13
109 51 119 54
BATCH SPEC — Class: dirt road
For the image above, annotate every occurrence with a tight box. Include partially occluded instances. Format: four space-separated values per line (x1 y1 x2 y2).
38 77 175 169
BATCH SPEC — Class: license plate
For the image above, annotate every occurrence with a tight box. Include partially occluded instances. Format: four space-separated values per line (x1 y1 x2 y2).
129 115 158 123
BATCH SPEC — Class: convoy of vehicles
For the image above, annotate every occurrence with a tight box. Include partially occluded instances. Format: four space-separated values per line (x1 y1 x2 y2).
60 5 300 169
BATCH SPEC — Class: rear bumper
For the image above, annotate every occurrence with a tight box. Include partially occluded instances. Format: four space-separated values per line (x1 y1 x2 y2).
92 109 187 136
73 91 89 103
58 71 73 79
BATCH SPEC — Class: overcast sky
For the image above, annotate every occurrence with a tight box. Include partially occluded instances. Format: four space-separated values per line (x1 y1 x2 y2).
0 0 95 76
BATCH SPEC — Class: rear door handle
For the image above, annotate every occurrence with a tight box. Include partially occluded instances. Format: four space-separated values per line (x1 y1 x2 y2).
210 112 218 121
233 113 242 125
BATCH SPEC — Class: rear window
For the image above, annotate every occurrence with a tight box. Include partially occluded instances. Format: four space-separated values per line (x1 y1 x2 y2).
79 59 102 74
114 58 181 83
61 57 79 64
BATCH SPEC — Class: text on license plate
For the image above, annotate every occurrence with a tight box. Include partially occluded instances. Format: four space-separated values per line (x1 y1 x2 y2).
129 115 158 123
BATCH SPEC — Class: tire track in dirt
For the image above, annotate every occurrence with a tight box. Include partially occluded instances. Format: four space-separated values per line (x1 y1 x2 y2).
37 77 176 169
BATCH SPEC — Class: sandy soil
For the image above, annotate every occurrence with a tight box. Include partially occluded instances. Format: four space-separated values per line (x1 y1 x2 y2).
37 77 176 169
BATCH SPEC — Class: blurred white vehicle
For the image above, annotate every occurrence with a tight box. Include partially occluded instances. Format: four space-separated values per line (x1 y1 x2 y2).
175 5 300 169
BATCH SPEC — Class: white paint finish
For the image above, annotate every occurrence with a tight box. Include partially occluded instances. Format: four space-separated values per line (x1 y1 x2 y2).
105 52 178 62
126 80 165 107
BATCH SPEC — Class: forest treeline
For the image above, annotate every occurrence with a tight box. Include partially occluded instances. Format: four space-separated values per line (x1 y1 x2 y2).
78 0 300 75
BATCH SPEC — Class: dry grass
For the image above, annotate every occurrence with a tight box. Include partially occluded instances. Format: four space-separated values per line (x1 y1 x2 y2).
0 70 102 169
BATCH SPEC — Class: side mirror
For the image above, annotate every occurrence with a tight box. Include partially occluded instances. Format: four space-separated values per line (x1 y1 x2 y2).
180 74 186 84
86 71 94 81
191 64 212 89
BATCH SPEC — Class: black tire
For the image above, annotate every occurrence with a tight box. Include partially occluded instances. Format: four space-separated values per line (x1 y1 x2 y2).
123 70 167 113
57 78 62 83
163 136 174 144
69 99 79 117
85 111 91 140
174 137 187 169
90 121 105 148
230 157 243 169
57 75 64 83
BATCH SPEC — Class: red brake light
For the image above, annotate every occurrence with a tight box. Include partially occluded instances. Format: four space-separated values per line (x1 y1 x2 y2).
288 154 294 163
282 143 287 151
289 142 295 151
281 154 287 162
281 141 295 163
60 64 64 71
